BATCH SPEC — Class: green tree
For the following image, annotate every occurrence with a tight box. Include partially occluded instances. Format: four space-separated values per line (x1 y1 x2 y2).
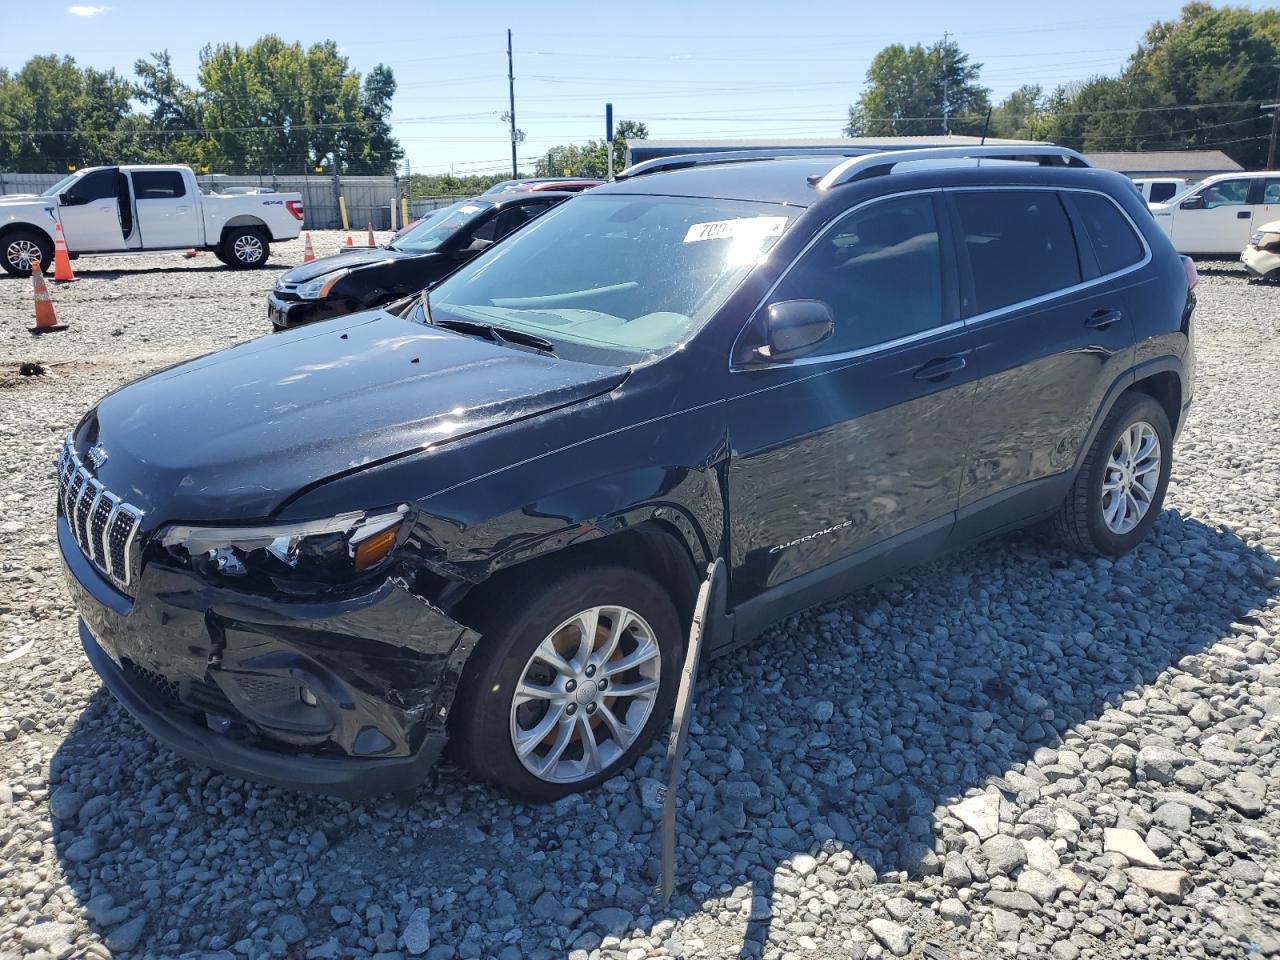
0 56 137 171
197 36 402 174
845 39 990 137
535 120 650 177
1041 4 1280 166
990 84 1048 140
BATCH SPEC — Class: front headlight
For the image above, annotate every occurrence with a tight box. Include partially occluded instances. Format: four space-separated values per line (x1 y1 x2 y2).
295 268 350 300
160 506 409 590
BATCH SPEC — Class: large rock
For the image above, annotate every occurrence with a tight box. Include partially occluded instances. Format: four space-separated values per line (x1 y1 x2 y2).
1126 868 1191 903
866 918 912 957
1016 868 1064 904
1137 745 1190 784
402 907 431 956
952 793 1002 840
21 923 76 950
106 916 147 953
1024 836 1060 874
1152 801 1193 833
1104 828 1164 868
982 835 1028 877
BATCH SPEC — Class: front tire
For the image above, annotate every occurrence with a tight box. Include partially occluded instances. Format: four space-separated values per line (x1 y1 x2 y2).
451 564 683 802
221 227 269 269
1052 392 1172 555
2 230 53 277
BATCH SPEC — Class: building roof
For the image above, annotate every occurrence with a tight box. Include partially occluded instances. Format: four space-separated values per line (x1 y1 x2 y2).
1084 150 1243 177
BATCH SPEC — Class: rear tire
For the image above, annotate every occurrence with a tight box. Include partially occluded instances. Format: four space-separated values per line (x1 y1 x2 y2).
450 564 683 802
1052 392 1172 555
220 227 270 269
1 230 53 277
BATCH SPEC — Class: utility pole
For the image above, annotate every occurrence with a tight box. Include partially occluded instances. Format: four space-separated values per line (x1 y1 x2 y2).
940 31 952 137
1264 67 1280 169
507 29 518 178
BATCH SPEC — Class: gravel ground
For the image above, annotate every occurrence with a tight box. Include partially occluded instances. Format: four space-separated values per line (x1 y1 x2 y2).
1 242 1279 960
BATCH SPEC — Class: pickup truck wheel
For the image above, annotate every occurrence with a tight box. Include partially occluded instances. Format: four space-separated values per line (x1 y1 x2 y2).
1052 392 1172 556
221 228 269 269
451 565 682 802
2 230 52 277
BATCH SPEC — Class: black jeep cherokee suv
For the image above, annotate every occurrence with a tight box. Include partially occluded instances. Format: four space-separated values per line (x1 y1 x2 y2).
59 147 1196 801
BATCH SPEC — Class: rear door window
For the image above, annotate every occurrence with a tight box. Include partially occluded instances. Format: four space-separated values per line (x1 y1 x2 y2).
1065 192 1145 276
952 190 1082 315
1149 182 1179 203
130 171 186 200
770 192 945 354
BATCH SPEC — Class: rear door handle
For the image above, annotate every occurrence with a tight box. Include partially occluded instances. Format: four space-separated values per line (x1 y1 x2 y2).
1238 210 1251 219
1086 308 1123 330
912 355 967 381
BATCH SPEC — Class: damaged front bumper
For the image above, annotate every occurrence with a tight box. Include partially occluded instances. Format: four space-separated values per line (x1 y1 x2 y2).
60 516 480 799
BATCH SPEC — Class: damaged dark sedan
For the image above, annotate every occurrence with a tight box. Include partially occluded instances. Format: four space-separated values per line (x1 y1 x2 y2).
60 147 1195 801
266 191 570 330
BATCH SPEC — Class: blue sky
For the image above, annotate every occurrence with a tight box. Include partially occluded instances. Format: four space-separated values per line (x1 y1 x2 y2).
1 1 1253 174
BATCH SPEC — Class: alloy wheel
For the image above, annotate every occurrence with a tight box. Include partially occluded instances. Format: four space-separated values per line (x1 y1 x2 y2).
6 239 42 271
232 234 263 264
508 604 661 784
1101 420 1161 535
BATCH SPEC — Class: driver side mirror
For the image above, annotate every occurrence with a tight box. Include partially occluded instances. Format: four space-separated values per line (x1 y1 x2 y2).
1179 195 1205 210
59 193 87 207
754 299 834 362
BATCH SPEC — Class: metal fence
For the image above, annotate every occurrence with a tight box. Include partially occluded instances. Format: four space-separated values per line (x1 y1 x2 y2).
0 172 407 230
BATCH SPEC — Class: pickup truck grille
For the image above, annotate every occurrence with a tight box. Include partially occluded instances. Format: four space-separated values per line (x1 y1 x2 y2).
57 438 144 595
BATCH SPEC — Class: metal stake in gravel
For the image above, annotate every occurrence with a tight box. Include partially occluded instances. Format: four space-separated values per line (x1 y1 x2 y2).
660 558 724 906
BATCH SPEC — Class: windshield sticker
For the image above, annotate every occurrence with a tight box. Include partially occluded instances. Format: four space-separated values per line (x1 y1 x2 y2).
459 204 483 213
683 216 788 244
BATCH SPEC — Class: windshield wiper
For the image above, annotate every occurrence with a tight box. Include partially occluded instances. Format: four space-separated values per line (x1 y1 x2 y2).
428 314 556 356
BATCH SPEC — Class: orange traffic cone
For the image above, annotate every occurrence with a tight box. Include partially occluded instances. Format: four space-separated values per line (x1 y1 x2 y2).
367 222 376 247
52 224 78 282
303 232 316 263
345 234 354 248
29 264 68 334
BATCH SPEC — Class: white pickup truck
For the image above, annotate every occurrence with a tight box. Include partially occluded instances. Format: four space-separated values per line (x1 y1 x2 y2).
0 164 303 276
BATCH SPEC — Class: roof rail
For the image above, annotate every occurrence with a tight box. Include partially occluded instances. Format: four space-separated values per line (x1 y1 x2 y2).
615 148 875 181
812 145 1091 191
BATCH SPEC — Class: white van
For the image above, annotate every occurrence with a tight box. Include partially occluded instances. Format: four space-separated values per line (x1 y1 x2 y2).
1132 178 1188 204
1148 171 1280 255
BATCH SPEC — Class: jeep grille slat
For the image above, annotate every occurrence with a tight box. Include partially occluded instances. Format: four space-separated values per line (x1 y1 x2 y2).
57 438 144 595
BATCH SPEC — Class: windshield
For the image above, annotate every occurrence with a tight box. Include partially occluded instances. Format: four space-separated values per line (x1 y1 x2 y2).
391 200 492 253
427 193 797 362
41 173 81 197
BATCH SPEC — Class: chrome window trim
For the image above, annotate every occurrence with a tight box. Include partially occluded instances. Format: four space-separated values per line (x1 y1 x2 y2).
729 187 954 372
946 185 1153 329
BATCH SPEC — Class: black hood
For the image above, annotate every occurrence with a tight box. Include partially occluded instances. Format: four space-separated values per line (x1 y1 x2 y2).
278 247 435 283
78 311 627 525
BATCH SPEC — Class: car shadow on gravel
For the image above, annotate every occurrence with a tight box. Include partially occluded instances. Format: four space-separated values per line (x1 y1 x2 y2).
67 264 291 277
45 509 1279 958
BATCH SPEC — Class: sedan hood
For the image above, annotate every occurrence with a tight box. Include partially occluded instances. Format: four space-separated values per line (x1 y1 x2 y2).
278 247 431 284
80 311 627 524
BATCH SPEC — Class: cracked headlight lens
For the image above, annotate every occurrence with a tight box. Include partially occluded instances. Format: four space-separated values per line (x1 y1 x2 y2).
160 506 409 587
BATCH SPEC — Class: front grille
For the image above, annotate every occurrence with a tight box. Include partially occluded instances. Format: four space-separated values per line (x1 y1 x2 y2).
57 438 144 594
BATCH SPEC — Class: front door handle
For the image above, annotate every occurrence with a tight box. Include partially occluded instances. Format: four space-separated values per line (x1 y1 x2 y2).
1086 308 1123 330
1238 210 1252 219
913 355 967 381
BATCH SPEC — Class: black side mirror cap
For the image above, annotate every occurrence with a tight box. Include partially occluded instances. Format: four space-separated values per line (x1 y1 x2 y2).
755 299 835 363
1180 196 1205 210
